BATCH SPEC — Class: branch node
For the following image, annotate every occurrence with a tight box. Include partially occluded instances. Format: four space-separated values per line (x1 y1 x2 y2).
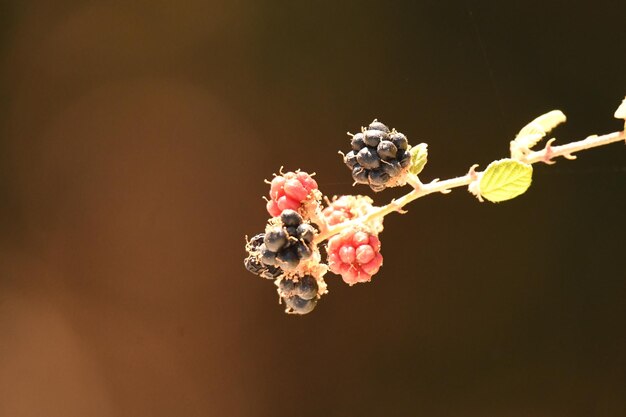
389 199 408 214
468 164 480 180
542 138 557 165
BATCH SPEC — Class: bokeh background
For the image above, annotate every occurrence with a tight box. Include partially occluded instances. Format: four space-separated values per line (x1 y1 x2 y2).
0 1 624 416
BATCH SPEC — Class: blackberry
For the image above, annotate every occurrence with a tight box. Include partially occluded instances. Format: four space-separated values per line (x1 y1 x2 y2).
244 233 284 280
284 295 317 315
255 214 318 274
344 120 413 192
278 275 319 301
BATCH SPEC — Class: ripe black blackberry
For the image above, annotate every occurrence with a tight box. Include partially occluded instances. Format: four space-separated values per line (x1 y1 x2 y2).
257 210 317 273
278 275 319 314
344 120 412 192
244 233 283 279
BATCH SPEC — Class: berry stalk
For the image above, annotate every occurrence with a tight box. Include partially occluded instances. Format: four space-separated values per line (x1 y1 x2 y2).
315 128 626 244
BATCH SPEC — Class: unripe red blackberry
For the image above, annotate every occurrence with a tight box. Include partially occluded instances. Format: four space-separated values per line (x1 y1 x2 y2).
266 171 319 217
327 229 383 285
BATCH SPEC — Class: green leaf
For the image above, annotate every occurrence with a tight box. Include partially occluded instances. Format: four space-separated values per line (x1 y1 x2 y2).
479 159 533 202
409 143 428 175
511 111 566 161
517 110 566 140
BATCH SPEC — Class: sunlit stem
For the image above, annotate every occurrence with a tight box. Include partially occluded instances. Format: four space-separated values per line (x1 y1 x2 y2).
314 129 625 245
523 130 625 164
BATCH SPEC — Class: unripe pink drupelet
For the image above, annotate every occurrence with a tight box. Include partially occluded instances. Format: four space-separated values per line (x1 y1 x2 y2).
327 229 383 285
266 171 318 217
322 195 374 226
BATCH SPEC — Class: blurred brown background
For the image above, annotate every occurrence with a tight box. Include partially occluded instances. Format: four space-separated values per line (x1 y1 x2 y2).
0 1 624 416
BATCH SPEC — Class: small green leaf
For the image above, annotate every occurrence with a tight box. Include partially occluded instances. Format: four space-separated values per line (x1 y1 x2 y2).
409 143 428 175
511 110 567 160
479 159 533 202
516 110 566 142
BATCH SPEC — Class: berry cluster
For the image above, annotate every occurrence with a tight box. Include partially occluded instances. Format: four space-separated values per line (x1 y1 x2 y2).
344 120 412 192
260 210 317 272
327 229 383 285
246 153 388 314
277 275 319 314
267 171 319 217
246 170 330 315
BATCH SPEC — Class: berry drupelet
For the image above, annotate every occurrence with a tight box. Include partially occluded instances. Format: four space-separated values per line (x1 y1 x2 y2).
344 120 412 192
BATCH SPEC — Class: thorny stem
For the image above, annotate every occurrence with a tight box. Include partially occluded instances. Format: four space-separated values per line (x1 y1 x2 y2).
523 130 625 164
314 129 626 244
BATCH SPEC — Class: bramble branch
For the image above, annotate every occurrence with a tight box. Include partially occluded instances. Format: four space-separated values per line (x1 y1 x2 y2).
314 128 626 244
246 97 626 314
